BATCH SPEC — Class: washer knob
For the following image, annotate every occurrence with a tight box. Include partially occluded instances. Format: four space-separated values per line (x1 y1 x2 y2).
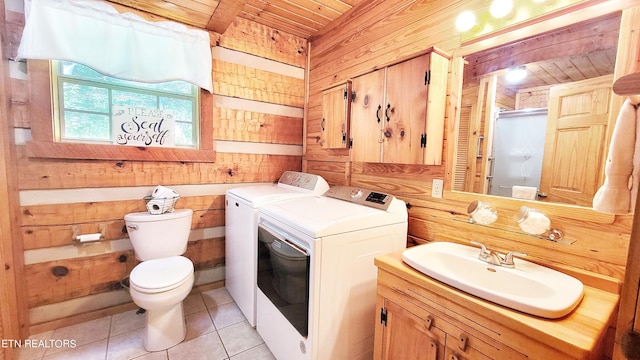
350 188 363 199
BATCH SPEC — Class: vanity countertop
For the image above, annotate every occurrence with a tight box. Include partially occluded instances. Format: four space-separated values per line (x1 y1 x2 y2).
375 250 620 359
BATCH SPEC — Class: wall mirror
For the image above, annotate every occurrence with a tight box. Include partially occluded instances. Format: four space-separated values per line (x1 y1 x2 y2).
453 12 621 208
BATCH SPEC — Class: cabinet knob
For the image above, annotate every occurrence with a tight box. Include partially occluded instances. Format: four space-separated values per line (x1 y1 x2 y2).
458 333 469 352
425 315 434 330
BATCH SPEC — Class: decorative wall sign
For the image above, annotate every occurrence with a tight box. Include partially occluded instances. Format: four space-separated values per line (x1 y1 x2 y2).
112 106 175 147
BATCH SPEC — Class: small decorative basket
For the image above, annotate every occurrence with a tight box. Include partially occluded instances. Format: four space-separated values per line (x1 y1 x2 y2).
144 195 179 215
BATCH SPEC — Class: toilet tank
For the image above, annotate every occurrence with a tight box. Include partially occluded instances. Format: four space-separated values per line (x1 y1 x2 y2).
124 209 193 261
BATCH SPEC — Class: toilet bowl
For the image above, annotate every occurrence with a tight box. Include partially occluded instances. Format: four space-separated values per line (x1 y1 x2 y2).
124 209 194 351
269 239 307 304
129 256 194 351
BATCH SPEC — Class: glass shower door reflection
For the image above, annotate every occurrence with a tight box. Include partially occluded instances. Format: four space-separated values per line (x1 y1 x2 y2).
489 109 548 198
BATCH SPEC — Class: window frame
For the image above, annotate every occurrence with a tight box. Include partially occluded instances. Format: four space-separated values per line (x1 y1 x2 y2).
26 60 215 163
51 60 200 147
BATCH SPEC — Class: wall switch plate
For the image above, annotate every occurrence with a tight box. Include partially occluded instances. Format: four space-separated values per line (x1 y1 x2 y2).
432 179 444 198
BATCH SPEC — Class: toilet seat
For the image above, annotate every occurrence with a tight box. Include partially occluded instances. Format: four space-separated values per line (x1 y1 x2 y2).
130 256 193 293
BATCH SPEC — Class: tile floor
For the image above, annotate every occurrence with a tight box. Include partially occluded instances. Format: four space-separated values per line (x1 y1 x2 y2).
18 287 275 360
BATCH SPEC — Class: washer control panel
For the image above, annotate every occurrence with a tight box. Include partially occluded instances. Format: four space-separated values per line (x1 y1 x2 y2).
324 186 394 211
278 171 324 191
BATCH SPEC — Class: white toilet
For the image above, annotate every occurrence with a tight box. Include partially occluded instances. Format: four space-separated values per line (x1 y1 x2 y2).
124 209 194 351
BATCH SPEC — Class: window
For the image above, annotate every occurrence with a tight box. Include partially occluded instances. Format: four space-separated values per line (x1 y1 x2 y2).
51 60 200 148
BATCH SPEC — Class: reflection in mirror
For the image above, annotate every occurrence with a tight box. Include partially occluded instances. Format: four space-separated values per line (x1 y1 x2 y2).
467 200 498 225
454 12 621 207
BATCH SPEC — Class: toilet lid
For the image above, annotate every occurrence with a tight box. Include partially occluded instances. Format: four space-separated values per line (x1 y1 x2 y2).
130 256 193 293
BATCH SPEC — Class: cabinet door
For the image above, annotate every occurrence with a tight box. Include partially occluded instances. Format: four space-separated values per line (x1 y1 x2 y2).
321 81 352 149
351 69 385 162
383 55 429 164
378 299 444 360
424 51 450 165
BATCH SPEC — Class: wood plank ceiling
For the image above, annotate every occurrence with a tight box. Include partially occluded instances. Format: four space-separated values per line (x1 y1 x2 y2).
105 0 366 39
106 0 618 91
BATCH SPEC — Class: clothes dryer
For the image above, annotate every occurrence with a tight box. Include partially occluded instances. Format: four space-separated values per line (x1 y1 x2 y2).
256 186 407 360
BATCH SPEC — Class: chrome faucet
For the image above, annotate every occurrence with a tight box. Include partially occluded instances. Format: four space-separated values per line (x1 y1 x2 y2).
470 240 527 269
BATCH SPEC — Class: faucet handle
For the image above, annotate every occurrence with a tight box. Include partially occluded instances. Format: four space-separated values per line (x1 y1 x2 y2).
503 251 527 265
470 240 490 256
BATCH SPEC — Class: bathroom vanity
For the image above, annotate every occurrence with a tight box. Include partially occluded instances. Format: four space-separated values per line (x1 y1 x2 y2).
373 250 619 360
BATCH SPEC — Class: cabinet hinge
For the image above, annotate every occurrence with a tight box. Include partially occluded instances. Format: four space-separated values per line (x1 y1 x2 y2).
420 133 427 148
342 133 347 144
349 138 353 148
380 307 388 326
344 89 348 99
351 91 356 102
425 70 431 85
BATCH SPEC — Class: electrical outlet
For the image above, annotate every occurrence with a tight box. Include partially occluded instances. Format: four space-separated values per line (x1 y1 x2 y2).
432 179 444 198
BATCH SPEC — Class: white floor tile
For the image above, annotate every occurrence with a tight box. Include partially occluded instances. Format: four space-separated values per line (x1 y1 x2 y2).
201 288 234 309
209 302 245 330
106 328 149 360
110 309 146 337
131 350 168 360
18 330 54 360
217 321 263 357
185 310 215 341
43 339 108 360
230 344 276 360
167 331 227 360
184 293 207 315
46 317 112 356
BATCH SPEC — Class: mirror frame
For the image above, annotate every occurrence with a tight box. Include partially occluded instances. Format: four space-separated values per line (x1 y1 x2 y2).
445 2 639 216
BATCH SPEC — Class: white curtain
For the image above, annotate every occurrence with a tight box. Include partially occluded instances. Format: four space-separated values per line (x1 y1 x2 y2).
17 0 213 92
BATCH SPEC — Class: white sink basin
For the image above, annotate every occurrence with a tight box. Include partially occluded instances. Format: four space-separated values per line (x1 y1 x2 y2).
402 241 584 318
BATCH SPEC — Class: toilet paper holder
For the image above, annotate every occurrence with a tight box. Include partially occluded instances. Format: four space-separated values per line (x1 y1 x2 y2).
72 224 105 243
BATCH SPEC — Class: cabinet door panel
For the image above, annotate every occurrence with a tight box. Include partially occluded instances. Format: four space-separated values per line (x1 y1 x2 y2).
351 70 385 162
383 55 429 164
321 82 351 149
424 52 449 165
381 299 444 360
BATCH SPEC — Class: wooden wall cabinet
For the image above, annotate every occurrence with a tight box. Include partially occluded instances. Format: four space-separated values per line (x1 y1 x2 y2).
350 48 450 165
321 80 353 149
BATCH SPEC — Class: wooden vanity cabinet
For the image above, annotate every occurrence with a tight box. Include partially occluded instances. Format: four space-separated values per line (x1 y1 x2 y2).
374 251 619 360
350 48 449 165
321 81 352 149
375 272 522 360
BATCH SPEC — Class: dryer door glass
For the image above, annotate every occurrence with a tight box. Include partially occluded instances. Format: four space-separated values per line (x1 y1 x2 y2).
257 224 310 337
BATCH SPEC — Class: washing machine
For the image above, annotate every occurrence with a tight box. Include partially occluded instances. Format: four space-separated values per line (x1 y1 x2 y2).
225 171 329 327
256 186 408 360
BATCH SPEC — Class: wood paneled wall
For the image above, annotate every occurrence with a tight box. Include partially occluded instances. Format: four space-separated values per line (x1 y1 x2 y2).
305 0 639 295
4 6 307 334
